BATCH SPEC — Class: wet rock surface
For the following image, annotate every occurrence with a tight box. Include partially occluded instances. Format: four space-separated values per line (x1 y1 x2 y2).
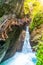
2 29 26 62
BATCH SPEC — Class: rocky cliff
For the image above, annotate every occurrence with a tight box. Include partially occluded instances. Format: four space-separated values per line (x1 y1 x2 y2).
29 12 43 50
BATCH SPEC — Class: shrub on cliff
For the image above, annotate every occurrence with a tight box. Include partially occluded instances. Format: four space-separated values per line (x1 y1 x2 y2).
29 12 43 32
36 41 43 65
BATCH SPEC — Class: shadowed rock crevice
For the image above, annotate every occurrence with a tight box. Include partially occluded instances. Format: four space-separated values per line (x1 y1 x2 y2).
1 25 26 62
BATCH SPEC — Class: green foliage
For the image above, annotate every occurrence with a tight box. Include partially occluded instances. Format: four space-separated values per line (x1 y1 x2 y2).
0 3 12 17
33 12 43 26
23 0 41 17
3 3 13 14
0 0 24 18
36 41 43 65
29 20 35 31
0 5 5 17
29 12 43 32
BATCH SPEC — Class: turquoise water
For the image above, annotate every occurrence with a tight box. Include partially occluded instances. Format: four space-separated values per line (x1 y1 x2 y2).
0 26 36 65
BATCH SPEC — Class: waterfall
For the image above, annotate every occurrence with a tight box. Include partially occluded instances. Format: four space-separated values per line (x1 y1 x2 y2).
0 26 36 65
22 26 32 53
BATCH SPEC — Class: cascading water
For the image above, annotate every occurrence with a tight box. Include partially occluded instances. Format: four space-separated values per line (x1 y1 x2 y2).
22 26 32 53
0 26 36 65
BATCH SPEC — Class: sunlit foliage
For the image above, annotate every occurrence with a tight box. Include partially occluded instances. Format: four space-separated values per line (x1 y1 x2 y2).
24 0 42 18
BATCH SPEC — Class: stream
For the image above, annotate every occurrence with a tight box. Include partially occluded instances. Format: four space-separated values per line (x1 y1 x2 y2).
0 26 36 65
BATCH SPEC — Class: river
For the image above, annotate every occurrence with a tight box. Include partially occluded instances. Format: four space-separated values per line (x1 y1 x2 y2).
0 26 36 65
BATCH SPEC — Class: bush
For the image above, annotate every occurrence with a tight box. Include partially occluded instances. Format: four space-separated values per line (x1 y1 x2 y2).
29 12 43 32
36 41 43 65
